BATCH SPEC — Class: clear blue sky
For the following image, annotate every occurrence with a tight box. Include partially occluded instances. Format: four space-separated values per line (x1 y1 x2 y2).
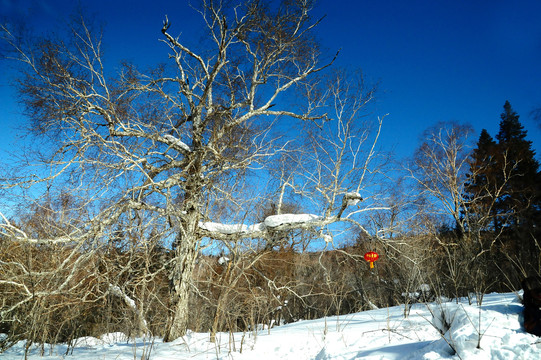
1 0 541 159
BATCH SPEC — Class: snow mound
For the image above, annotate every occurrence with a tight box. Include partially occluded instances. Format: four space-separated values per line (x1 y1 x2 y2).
71 336 104 347
425 295 540 359
99 332 129 344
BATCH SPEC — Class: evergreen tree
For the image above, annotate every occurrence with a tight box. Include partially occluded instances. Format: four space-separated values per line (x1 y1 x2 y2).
497 101 530 143
495 101 540 230
464 129 498 232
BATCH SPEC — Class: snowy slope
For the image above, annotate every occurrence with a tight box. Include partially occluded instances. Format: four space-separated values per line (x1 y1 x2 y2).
2 292 540 359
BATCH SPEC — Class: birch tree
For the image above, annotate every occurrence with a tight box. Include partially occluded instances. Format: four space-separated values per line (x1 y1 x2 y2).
409 122 474 239
1 0 386 341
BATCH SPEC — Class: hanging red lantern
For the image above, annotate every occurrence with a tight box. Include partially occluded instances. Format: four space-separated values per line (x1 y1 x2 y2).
364 251 379 269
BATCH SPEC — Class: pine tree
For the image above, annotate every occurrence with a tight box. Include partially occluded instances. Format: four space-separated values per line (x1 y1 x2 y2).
495 101 540 230
464 129 498 232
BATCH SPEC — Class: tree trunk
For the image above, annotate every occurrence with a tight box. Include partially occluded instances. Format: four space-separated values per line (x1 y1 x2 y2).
164 218 199 342
210 261 233 342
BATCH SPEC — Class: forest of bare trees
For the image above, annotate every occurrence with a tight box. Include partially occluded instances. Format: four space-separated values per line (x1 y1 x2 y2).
1 0 540 352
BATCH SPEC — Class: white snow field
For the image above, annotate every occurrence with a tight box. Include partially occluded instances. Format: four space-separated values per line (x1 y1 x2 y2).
2 292 540 359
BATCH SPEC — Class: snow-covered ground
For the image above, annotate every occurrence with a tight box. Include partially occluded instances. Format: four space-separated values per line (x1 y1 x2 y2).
2 292 540 359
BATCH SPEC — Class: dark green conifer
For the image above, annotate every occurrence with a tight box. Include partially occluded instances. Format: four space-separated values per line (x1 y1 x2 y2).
495 101 540 230
465 101 541 273
464 129 498 231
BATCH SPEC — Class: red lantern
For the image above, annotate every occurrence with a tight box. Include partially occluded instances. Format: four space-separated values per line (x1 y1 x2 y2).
364 251 379 269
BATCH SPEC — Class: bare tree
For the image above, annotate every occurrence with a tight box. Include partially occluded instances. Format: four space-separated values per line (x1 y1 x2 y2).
1 0 387 341
409 121 475 239
406 122 477 298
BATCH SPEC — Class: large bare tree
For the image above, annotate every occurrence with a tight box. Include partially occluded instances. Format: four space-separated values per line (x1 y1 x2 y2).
1 0 386 341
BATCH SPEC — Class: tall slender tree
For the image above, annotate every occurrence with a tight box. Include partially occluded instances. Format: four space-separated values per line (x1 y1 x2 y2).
464 129 499 232
495 101 540 230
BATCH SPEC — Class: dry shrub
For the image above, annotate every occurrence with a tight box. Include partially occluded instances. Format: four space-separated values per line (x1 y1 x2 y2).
0 231 171 349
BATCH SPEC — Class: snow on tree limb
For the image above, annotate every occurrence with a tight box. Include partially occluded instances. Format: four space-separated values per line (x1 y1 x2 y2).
264 214 321 227
198 195 369 240
344 192 362 206
162 134 191 153
199 213 339 240
198 221 266 235
108 284 149 335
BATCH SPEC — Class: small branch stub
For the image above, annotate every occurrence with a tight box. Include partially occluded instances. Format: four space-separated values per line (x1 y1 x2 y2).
344 192 363 206
337 192 363 218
